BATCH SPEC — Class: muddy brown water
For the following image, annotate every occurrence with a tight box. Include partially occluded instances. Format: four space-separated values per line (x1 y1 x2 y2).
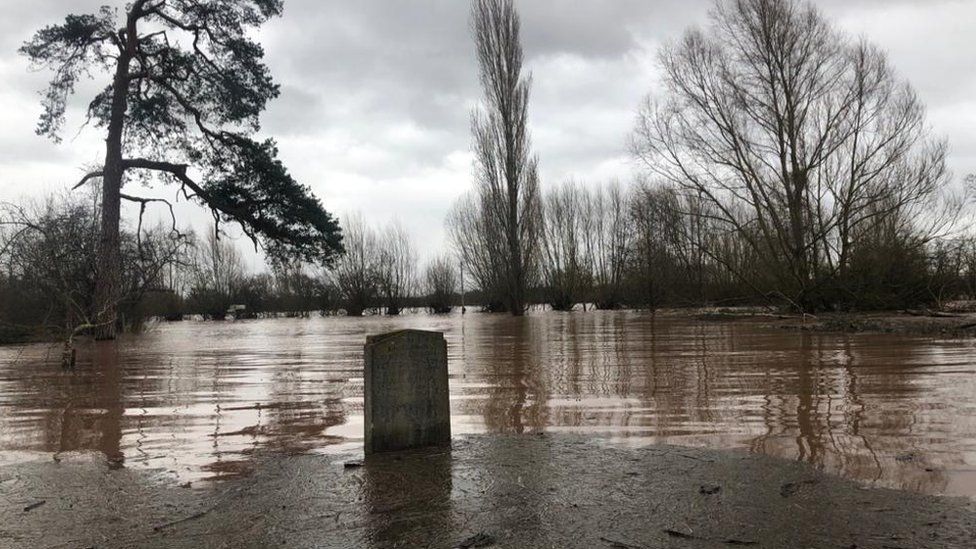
1 310 975 497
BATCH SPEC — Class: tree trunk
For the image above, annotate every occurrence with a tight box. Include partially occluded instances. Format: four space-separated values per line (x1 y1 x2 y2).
92 156 123 340
788 171 810 310
92 6 139 340
508 195 524 316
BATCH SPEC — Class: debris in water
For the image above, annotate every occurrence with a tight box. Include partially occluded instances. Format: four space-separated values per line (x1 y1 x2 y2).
664 528 696 539
700 484 721 495
780 479 817 497
343 460 363 469
23 500 46 512
662 528 756 546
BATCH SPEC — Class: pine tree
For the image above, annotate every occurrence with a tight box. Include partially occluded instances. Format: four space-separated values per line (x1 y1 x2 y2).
22 1 343 338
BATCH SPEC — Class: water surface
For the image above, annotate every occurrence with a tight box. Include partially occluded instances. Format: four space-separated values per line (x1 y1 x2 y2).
1 311 974 496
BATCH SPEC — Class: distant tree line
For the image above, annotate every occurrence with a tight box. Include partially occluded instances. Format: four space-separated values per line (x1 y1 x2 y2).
5 179 976 346
526 180 976 311
0 196 463 344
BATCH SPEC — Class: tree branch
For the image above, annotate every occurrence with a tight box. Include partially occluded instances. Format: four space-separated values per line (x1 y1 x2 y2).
120 157 260 246
119 192 182 238
72 170 103 190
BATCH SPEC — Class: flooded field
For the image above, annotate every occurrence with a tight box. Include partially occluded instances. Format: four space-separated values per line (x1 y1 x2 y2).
1 310 975 497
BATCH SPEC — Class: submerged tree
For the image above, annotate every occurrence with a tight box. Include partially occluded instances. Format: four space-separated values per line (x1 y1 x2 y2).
0 192 186 357
422 255 458 314
376 222 418 315
447 193 507 312
22 0 343 338
330 214 379 317
469 0 540 315
187 231 245 319
587 182 631 309
539 182 590 311
632 0 953 311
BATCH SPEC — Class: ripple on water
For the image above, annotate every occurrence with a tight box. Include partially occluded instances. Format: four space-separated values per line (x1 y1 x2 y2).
0 311 975 495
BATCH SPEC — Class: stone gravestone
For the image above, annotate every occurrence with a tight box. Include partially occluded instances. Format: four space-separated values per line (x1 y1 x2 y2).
363 329 451 454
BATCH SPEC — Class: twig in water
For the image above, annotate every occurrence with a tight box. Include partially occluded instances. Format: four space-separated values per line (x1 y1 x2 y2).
23 500 46 512
664 528 697 540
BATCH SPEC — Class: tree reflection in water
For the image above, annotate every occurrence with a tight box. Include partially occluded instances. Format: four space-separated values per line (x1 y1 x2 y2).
0 311 973 495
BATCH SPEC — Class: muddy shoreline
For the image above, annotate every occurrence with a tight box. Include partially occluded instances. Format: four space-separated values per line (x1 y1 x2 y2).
2 434 974 548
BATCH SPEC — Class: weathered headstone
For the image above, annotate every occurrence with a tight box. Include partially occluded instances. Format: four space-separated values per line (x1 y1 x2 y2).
364 329 451 454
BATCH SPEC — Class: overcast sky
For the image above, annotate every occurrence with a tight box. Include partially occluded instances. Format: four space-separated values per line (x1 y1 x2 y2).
1 0 974 268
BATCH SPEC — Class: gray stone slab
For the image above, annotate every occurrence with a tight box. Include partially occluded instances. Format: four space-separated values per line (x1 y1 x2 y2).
364 329 450 454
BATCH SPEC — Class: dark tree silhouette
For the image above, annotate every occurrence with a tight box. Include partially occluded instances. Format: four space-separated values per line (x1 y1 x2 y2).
21 0 342 339
632 0 951 311
470 0 540 316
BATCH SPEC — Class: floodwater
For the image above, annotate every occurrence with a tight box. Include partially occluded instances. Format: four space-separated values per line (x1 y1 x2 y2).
1 311 975 497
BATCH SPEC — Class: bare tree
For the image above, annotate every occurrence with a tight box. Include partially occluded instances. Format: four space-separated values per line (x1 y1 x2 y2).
470 0 540 315
627 181 736 306
540 181 590 310
1 195 99 344
628 183 677 307
330 214 379 316
0 191 187 360
118 222 191 326
376 221 418 315
447 193 506 312
187 231 246 319
423 255 459 314
586 182 631 309
632 0 953 311
158 229 196 300
270 261 326 317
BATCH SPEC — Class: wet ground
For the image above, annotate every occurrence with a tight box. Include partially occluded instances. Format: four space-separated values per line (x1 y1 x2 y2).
2 435 975 548
2 310 976 497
